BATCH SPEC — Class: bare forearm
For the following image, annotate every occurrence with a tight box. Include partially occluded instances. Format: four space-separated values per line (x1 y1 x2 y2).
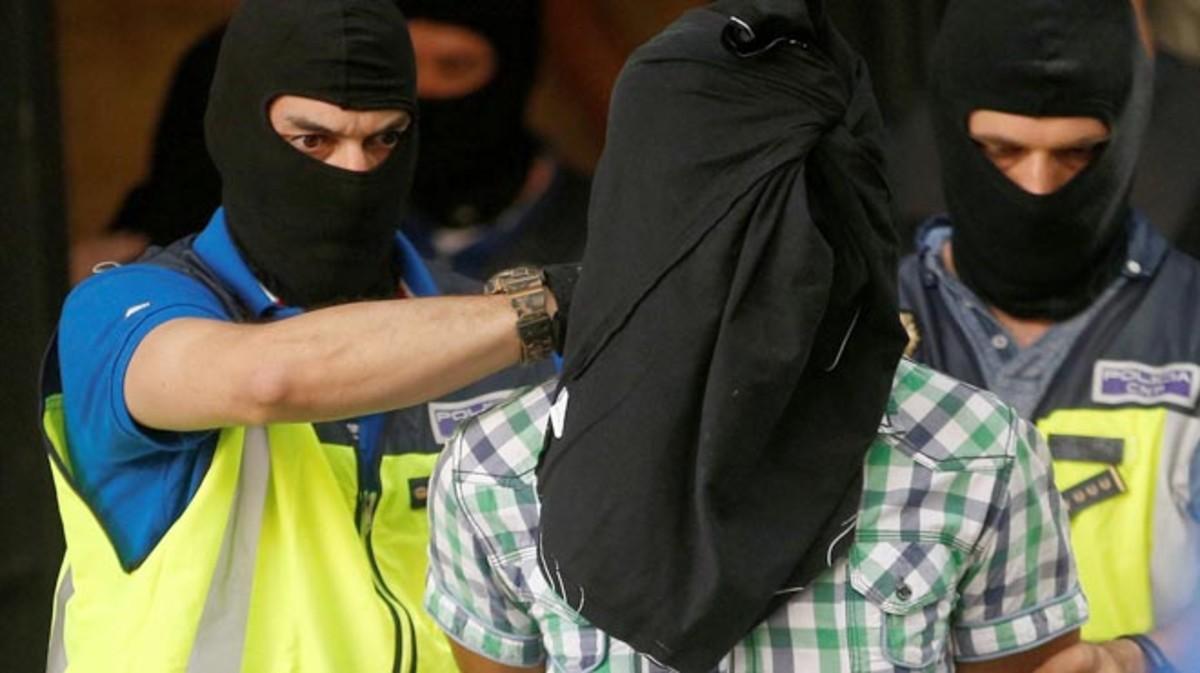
127 294 525 430
258 295 522 422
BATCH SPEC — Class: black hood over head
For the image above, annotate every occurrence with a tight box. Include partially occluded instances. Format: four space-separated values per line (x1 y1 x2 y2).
535 0 905 670
205 0 417 308
398 0 541 228
931 0 1152 320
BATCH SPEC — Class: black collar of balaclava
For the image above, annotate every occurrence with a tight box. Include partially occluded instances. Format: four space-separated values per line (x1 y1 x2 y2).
930 0 1152 320
205 0 418 309
397 0 541 228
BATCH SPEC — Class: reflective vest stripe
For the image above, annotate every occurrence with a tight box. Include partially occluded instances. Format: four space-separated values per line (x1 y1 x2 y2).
186 427 270 672
46 566 71 673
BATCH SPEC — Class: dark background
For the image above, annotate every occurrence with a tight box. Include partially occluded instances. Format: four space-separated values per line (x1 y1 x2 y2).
1 0 68 669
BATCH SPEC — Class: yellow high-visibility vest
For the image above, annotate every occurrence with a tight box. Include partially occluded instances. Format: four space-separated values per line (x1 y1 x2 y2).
43 393 454 672
1040 405 1200 642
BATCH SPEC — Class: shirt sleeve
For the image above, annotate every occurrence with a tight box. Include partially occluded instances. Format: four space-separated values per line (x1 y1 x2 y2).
424 435 546 667
950 416 1089 660
59 264 230 461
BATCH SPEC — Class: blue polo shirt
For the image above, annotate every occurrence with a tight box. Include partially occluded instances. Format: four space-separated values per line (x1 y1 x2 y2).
57 209 439 568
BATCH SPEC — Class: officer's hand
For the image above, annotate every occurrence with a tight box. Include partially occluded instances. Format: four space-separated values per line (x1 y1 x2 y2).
542 263 581 354
1032 640 1145 673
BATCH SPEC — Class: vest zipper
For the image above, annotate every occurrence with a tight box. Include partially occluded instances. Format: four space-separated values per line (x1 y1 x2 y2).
365 525 418 673
358 490 379 539
357 489 414 673
355 415 417 673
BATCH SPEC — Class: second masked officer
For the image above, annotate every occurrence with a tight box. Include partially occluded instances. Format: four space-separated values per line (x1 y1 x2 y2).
39 1 561 671
900 0 1200 670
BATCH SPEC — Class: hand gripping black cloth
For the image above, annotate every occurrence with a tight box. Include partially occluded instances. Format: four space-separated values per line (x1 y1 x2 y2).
931 0 1153 320
205 0 418 308
535 2 906 670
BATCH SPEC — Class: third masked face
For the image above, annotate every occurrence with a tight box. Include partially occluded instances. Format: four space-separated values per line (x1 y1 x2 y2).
400 10 540 228
408 19 498 100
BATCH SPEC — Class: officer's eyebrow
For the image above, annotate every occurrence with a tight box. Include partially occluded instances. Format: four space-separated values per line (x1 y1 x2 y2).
970 131 1110 150
284 110 411 135
284 115 337 134
970 134 1022 149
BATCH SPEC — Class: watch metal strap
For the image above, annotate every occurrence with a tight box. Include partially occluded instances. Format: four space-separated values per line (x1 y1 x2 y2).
485 267 555 364
511 287 555 363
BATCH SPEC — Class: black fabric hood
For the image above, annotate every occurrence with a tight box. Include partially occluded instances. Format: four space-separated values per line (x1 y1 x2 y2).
931 0 1153 319
205 0 418 308
535 1 905 670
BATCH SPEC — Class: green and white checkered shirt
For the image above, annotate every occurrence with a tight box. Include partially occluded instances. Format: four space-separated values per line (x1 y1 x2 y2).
425 359 1087 672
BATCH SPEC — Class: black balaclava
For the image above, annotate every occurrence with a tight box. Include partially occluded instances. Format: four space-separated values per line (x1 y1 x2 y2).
397 0 540 228
205 0 418 308
931 0 1153 320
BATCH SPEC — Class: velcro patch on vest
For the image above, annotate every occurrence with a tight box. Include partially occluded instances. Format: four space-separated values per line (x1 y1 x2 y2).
428 390 515 444
1062 467 1127 518
1048 435 1125 464
1091 360 1200 408
409 477 429 510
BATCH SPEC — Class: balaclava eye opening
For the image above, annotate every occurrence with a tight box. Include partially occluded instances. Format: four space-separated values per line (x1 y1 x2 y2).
397 0 541 228
205 0 418 309
930 0 1153 320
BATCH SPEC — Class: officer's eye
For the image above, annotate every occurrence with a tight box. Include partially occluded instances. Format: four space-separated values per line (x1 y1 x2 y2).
977 141 1022 161
1058 144 1104 164
288 134 327 152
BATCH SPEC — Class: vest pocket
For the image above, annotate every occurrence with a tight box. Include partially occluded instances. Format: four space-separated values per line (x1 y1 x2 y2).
849 539 963 670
